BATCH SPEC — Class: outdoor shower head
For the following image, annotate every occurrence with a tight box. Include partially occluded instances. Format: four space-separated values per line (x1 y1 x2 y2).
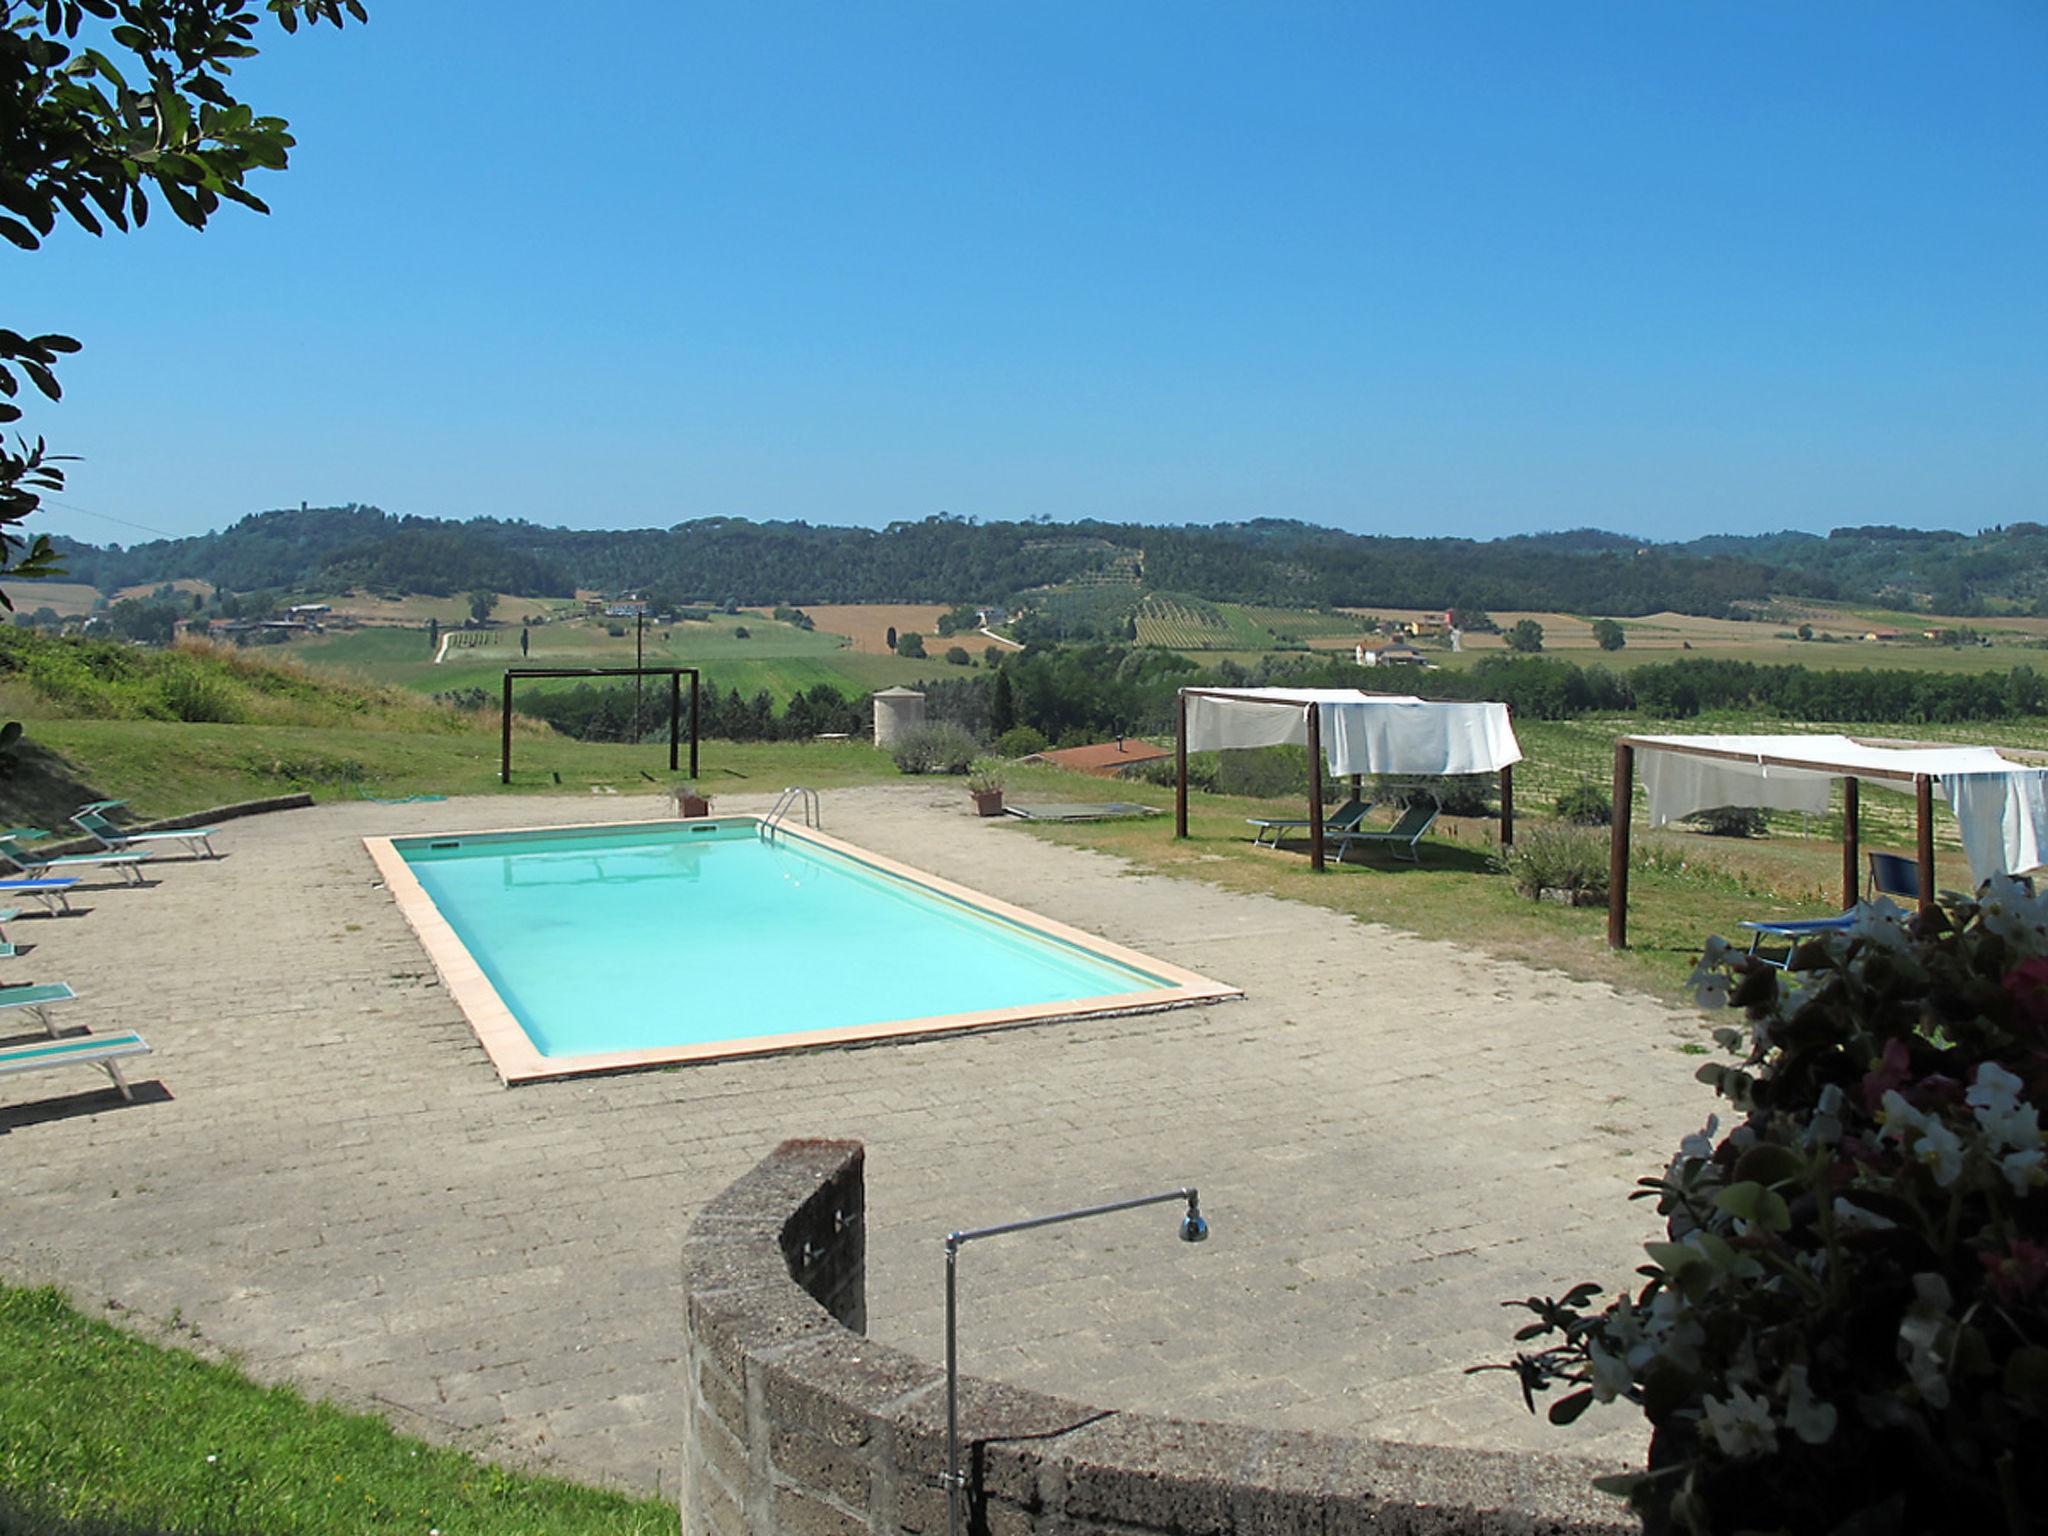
1178 1192 1208 1243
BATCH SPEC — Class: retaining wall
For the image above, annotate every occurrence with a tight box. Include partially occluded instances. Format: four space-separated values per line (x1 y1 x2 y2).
680 1139 1639 1536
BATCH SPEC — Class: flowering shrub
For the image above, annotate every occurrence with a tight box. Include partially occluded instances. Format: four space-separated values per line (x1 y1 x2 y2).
1490 881 2048 1535
1492 822 1610 904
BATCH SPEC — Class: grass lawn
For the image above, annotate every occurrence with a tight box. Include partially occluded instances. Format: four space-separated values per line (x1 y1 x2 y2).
989 760 1975 1001
0 1285 675 1536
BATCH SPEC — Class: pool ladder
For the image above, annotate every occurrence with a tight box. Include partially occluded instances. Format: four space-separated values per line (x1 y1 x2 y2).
761 786 821 841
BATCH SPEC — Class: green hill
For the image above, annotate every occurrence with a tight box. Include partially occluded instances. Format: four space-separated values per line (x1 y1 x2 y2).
29 506 2048 623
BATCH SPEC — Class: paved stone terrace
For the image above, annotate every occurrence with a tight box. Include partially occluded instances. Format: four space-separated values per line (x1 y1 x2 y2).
0 785 1711 1497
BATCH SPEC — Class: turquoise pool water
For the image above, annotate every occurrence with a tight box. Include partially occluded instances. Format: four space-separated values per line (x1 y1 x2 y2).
395 821 1170 1058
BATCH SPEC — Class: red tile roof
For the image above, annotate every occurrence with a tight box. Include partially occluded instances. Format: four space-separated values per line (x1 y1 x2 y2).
1027 740 1174 777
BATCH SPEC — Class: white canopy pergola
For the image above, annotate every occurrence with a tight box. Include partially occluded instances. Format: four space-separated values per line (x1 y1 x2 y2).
1175 687 1523 870
1608 732 2048 948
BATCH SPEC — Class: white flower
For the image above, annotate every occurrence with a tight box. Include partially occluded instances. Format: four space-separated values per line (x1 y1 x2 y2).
1587 1340 1634 1403
1783 1365 1837 1445
1979 876 2048 953
1643 1289 1707 1371
1848 897 1912 951
1899 1272 1955 1409
1700 1384 1776 1459
1968 1062 2042 1153
1691 968 1732 1011
1913 1120 1966 1187
1878 1089 1930 1141
1832 1198 1897 1233
2000 1148 2046 1197
1680 1115 1722 1160
1804 1083 1846 1147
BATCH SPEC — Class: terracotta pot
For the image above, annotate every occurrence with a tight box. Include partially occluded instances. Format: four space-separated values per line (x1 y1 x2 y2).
971 789 1005 818
677 794 711 818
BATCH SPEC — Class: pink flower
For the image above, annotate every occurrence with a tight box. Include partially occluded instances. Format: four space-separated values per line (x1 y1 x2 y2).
1981 1239 2048 1304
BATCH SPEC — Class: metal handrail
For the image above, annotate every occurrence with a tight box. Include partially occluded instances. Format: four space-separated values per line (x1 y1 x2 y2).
759 786 821 840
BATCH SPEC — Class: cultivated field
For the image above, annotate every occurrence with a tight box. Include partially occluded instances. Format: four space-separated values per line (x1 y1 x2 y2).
1136 594 1359 650
773 604 955 654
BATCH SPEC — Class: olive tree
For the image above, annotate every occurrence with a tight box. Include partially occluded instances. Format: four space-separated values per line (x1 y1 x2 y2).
0 0 364 601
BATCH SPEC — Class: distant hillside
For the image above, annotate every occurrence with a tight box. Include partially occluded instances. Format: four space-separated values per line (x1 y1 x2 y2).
26 507 2048 620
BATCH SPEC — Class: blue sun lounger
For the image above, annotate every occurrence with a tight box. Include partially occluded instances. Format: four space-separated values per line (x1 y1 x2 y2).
0 981 77 1036
1740 852 1924 968
0 877 77 915
71 801 220 860
0 1029 150 1100
1246 797 1372 848
0 833 151 886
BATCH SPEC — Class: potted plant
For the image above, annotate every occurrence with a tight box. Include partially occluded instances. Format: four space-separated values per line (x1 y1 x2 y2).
673 782 712 818
1488 884 2048 1535
967 757 1006 817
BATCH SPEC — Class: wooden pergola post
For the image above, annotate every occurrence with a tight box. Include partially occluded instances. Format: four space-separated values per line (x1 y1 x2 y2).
1916 774 1936 914
1306 703 1326 873
1841 776 1860 910
1175 692 1189 840
1608 742 1634 949
1499 765 1515 848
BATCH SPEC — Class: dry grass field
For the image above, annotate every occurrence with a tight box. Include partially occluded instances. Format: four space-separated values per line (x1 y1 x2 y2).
780 603 955 653
327 590 572 625
7 581 104 616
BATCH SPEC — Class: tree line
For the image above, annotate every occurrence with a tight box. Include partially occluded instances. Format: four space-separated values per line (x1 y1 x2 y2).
39 506 2048 622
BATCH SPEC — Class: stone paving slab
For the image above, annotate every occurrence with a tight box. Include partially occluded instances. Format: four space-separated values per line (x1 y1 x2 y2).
0 783 1713 1496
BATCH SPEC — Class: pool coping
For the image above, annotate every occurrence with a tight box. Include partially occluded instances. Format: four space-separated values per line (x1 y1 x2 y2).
362 815 1242 1084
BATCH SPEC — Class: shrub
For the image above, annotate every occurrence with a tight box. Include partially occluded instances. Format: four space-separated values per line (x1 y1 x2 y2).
157 665 243 724
967 756 1006 793
994 725 1048 757
1494 885 2048 1534
944 645 971 666
1687 804 1769 838
734 625 751 639
1135 753 1219 792
1378 773 1494 817
1491 823 1609 904
891 722 978 775
1553 782 1613 826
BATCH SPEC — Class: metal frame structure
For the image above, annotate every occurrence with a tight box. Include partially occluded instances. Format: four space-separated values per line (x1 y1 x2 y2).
498 666 700 784
943 1187 1207 1536
1606 732 2048 949
1173 687 1515 872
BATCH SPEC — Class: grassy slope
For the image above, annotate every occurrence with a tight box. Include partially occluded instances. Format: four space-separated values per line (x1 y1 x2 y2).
20 721 902 815
0 1285 674 1536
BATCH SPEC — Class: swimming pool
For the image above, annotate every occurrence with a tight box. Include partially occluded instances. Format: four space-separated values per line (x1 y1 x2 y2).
365 817 1237 1081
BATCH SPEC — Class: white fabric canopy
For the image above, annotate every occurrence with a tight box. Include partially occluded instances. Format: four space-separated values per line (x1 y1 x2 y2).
1632 733 2048 880
1182 689 1522 776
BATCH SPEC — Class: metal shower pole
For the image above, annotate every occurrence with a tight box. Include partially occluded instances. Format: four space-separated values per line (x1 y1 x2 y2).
943 1187 1207 1536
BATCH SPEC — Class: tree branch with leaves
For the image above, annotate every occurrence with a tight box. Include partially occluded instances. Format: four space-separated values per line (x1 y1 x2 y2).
0 0 364 603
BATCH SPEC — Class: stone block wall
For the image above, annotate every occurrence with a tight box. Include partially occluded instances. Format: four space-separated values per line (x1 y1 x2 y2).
680 1139 1640 1536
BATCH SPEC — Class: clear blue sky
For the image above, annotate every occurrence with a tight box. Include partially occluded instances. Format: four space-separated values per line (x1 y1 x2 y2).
17 2 2046 545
